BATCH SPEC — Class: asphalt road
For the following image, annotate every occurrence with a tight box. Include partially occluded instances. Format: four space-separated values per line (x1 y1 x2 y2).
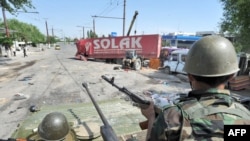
1 43 248 140
0 43 191 139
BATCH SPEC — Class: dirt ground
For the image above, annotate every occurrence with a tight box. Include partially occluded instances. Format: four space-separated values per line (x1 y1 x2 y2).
0 44 191 139
0 44 249 140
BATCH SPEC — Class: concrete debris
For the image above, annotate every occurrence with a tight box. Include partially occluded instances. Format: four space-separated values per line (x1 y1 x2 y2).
8 110 16 114
113 66 122 70
17 107 22 109
19 76 32 81
13 93 29 100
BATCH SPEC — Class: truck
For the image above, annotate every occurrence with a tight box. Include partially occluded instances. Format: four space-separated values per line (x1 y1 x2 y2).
75 34 162 68
121 10 143 70
75 10 161 70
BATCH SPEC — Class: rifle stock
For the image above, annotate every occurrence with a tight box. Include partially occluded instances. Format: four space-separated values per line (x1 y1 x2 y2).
139 120 149 130
82 83 119 141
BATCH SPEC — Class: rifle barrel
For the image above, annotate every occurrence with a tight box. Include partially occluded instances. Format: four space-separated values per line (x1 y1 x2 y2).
82 83 109 126
82 83 119 141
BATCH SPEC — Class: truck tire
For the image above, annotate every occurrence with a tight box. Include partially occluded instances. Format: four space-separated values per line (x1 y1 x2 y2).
115 58 123 65
133 59 141 71
164 66 171 74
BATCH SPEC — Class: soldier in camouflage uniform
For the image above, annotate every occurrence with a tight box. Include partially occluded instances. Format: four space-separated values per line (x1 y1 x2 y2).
141 35 250 141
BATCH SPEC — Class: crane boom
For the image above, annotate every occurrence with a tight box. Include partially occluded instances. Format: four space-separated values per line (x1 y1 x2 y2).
126 11 138 36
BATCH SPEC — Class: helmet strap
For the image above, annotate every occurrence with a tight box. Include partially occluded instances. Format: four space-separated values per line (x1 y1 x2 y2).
189 81 193 90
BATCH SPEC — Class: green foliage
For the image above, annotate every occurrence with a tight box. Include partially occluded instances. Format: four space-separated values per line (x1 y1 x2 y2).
220 0 250 52
162 40 170 47
233 41 243 53
0 0 34 14
87 30 98 38
0 19 45 44
73 38 78 43
64 37 72 43
0 36 13 48
0 1 43 45
49 36 59 44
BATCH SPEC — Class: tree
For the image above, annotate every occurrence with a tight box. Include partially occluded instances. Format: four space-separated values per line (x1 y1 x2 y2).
0 0 34 14
219 0 250 52
162 40 170 47
0 36 13 57
0 36 13 47
0 0 35 56
87 30 98 38
0 19 45 45
64 37 73 43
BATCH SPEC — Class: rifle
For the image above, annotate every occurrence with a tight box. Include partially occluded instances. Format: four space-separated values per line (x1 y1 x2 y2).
82 83 119 141
101 75 158 130
0 139 34 141
101 75 150 105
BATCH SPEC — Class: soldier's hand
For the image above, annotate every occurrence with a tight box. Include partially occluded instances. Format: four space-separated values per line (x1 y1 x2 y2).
141 101 155 120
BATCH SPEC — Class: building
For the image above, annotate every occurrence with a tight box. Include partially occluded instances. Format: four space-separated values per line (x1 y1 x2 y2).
196 31 217 37
162 33 201 49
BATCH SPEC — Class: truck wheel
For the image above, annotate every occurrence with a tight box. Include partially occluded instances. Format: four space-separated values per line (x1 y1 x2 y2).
133 59 141 71
164 66 171 74
122 59 127 69
115 59 123 65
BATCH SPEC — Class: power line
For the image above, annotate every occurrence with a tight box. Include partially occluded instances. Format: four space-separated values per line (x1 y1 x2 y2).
97 0 123 16
92 0 125 36
97 2 112 16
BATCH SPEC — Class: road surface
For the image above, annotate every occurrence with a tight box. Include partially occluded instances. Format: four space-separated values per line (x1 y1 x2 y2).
0 43 191 139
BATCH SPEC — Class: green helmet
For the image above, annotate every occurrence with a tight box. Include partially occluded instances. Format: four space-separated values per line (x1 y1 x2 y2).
38 112 70 141
183 35 239 77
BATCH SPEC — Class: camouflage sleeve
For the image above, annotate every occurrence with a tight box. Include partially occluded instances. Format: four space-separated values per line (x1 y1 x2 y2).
149 106 182 141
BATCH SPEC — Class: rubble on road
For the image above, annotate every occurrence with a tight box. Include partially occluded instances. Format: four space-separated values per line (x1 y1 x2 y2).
13 93 29 100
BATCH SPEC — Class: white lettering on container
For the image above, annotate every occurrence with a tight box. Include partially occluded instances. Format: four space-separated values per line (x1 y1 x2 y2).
100 39 110 49
93 37 142 49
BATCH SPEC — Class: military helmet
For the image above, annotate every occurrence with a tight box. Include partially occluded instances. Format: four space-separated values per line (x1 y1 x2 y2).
38 112 70 141
183 35 239 77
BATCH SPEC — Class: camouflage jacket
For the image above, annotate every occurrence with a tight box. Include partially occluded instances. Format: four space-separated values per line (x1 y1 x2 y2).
149 88 250 141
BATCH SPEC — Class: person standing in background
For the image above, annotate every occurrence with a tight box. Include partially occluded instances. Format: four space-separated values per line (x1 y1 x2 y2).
23 45 28 57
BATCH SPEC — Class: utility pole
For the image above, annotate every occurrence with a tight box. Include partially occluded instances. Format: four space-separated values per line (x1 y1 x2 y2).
92 17 95 34
77 26 92 39
45 19 50 44
1 9 39 38
91 0 126 36
0 8 39 57
51 26 54 37
82 26 84 38
76 26 85 39
123 0 126 36
2 7 9 37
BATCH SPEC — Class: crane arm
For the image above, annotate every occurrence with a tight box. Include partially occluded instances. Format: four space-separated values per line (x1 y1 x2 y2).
127 11 138 36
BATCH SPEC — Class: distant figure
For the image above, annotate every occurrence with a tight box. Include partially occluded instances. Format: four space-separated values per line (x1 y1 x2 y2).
12 46 16 57
23 46 28 57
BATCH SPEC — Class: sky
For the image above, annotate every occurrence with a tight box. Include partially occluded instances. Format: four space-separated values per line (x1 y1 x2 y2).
4 0 224 39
